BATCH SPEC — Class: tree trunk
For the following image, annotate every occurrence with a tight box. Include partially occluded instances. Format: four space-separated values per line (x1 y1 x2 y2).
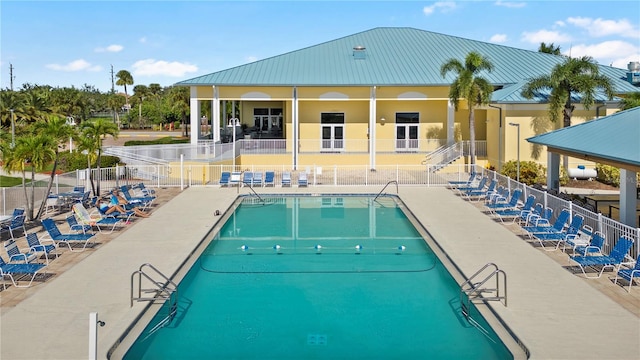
562 102 574 170
36 153 59 219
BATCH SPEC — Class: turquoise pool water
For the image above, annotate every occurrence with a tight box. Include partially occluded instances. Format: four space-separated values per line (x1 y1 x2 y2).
122 196 513 359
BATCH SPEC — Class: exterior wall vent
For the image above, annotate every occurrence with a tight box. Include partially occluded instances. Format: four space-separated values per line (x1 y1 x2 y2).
353 46 366 60
627 61 640 86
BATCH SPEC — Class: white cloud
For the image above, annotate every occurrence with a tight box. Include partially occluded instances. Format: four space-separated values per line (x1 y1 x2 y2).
567 17 640 38
45 59 102 72
494 1 526 8
95 44 123 53
139 37 147 43
568 40 640 68
246 56 258 63
554 20 566 27
131 59 198 77
490 34 508 43
423 2 457 15
521 30 572 44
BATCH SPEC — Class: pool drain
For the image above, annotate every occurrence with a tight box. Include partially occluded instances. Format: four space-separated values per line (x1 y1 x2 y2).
307 334 327 345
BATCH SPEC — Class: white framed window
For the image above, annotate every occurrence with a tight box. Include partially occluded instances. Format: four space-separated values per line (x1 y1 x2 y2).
395 112 419 151
321 112 344 151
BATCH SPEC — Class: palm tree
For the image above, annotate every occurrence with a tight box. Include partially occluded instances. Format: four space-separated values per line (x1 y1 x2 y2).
115 70 134 111
81 118 119 196
167 86 190 137
440 51 495 166
33 116 77 218
620 92 640 110
3 133 56 220
522 56 615 130
538 42 561 55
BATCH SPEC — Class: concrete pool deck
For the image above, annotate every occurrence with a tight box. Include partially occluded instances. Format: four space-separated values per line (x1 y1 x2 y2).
1 186 638 359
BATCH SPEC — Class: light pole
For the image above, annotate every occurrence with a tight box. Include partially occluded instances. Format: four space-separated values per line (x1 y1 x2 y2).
228 117 239 167
138 96 144 129
10 109 15 148
508 122 520 183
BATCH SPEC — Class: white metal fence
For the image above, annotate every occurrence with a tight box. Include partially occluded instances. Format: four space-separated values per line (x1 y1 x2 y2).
2 163 638 258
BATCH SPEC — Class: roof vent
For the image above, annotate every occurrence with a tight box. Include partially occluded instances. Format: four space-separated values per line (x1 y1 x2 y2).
627 61 640 86
353 46 366 60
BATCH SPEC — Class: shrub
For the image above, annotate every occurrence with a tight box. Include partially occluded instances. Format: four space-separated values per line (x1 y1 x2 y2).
56 152 122 172
501 160 546 186
124 137 189 146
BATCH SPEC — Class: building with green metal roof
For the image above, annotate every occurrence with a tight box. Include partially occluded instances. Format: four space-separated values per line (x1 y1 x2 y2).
176 27 638 171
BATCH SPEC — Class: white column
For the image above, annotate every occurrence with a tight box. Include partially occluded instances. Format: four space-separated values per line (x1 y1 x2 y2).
369 86 377 169
212 86 220 142
619 169 638 227
189 87 199 145
546 152 560 191
447 100 455 145
292 87 298 170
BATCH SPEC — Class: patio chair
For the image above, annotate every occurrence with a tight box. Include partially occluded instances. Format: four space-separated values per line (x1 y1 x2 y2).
519 202 543 225
229 171 242 187
525 206 553 227
485 188 523 211
569 236 635 278
4 239 37 263
448 173 477 188
529 214 584 251
614 254 640 292
242 171 254 186
219 172 231 186
73 203 125 234
0 209 26 240
133 182 156 196
521 208 570 236
72 186 85 193
569 230 606 256
298 172 308 187
44 195 63 216
464 179 497 201
41 218 96 252
456 177 487 195
492 194 536 224
120 186 154 208
282 172 291 187
264 171 275 187
252 172 263 187
0 256 47 289
66 214 93 234
25 232 58 265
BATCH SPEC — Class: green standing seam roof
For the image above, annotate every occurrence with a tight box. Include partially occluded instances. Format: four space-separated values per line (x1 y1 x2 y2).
176 27 638 99
526 107 640 168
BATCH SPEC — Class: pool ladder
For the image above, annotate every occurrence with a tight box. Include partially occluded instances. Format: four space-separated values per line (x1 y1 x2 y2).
373 181 398 201
460 262 507 311
130 263 179 333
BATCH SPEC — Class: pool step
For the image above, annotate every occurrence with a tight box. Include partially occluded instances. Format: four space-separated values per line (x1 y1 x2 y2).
307 334 327 345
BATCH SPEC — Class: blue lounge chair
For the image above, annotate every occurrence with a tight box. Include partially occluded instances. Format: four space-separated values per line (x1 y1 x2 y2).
120 185 154 208
524 206 553 227
456 177 487 194
614 254 640 292
73 203 125 234
492 194 535 224
521 208 570 236
569 236 635 278
569 230 606 256
41 218 96 252
253 172 263 187
529 214 584 251
464 179 497 201
243 171 254 186
133 182 155 196
1 208 26 240
26 232 57 265
0 256 47 289
282 172 291 187
264 171 275 187
518 202 543 225
485 188 522 210
219 172 231 186
448 173 476 187
66 213 92 234
298 172 308 187
4 239 37 263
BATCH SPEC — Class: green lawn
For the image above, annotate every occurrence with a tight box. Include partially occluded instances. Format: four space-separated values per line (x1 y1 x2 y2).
0 175 31 187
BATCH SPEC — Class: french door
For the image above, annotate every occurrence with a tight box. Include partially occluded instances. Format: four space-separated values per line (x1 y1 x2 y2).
395 112 419 151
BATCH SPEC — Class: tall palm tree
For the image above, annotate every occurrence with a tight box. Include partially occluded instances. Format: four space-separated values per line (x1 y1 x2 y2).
75 135 99 195
521 56 615 130
81 118 119 196
2 133 56 220
620 92 640 110
33 116 77 218
115 70 134 111
538 42 561 55
440 51 495 166
167 86 190 137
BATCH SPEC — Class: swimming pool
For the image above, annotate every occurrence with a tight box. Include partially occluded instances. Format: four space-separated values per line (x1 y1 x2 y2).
117 195 517 359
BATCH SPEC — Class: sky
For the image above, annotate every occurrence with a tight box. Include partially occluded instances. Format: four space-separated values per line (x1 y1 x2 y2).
1 0 639 93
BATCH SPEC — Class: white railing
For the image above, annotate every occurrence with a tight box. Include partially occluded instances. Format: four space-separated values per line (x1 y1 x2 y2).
2 163 637 258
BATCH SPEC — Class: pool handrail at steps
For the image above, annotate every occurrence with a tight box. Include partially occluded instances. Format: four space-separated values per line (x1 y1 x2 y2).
130 263 178 307
460 263 507 309
374 180 399 201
